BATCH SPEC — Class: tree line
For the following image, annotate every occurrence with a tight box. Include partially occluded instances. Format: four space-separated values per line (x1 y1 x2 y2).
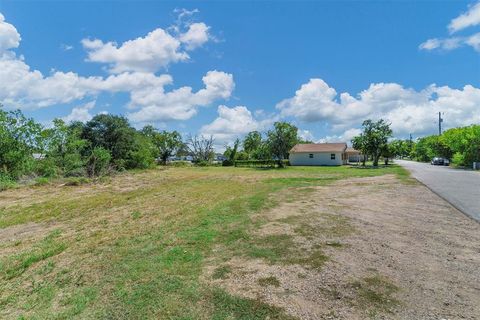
0 108 309 188
352 120 480 167
223 122 311 166
410 125 480 166
1 105 478 189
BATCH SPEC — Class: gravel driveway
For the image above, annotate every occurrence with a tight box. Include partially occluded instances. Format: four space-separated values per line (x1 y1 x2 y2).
396 160 480 222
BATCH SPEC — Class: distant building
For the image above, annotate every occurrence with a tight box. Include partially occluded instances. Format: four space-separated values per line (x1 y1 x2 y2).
289 143 350 166
32 153 45 160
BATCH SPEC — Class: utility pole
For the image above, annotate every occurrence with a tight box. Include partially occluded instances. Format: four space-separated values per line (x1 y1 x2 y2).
438 112 443 135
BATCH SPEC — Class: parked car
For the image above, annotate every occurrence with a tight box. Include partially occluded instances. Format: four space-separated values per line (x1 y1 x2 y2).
431 157 449 166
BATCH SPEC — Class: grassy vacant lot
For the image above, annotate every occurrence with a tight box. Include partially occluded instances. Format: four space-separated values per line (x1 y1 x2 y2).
0 165 408 319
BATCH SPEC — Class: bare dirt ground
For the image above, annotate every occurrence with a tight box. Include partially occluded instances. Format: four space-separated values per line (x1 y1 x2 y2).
205 175 480 320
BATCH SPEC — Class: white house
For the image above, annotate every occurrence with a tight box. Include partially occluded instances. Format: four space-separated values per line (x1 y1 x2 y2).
289 143 348 166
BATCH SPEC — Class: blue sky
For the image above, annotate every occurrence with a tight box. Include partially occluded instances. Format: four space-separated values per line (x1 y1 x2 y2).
0 1 479 147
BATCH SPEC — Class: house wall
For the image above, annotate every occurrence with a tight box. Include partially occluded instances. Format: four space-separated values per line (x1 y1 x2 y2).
289 152 343 166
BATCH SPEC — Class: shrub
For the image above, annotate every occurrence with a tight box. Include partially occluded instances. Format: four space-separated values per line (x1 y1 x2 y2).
64 177 90 186
452 152 465 167
234 160 283 168
87 147 111 177
126 135 156 170
168 161 192 167
34 177 51 186
35 158 58 178
222 159 234 167
196 160 212 167
62 153 86 177
0 174 16 191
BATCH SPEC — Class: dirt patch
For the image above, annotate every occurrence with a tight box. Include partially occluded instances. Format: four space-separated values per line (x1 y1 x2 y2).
0 221 60 245
205 174 480 319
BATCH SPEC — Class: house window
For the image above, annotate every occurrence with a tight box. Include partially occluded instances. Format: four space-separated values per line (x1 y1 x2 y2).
309 154 314 158
331 153 335 160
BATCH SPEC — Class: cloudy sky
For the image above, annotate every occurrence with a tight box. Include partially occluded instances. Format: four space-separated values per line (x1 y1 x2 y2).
0 1 479 148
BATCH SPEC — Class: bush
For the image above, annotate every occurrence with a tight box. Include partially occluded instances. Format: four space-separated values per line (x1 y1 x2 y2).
0 174 15 191
452 152 465 167
87 147 111 177
234 159 288 168
168 161 192 167
35 158 58 178
62 153 86 177
34 177 51 186
222 159 234 167
127 149 155 169
196 160 212 167
64 177 90 186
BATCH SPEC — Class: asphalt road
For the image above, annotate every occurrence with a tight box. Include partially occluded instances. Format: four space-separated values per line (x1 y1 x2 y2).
396 160 480 222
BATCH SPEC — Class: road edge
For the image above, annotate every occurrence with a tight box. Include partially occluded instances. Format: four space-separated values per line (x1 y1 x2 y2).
396 160 480 224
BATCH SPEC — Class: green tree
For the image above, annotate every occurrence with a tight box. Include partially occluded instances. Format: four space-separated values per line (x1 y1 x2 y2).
381 143 396 165
0 108 43 179
223 139 240 166
127 133 156 169
42 119 88 176
413 135 451 162
355 119 393 167
243 131 262 157
142 127 183 164
267 122 299 167
81 114 135 168
440 125 480 166
352 134 368 166
86 147 111 177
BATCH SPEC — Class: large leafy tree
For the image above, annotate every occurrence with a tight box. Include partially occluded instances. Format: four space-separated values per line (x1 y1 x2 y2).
267 122 299 166
389 139 415 159
356 119 393 167
142 126 183 164
0 107 43 179
81 114 136 167
42 119 88 176
441 125 480 166
243 131 262 157
352 134 368 166
412 135 451 162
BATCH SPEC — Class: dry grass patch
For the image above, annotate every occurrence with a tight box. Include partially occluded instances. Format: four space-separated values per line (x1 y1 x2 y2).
0 165 410 319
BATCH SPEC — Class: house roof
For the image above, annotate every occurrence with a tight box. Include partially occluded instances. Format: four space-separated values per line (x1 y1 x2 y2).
345 147 361 154
290 143 347 153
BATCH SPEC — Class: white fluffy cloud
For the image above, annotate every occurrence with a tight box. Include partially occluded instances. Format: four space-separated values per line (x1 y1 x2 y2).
82 22 210 73
419 33 480 52
201 105 275 146
179 23 210 50
62 101 96 123
421 2 480 53
0 13 20 53
448 2 480 33
317 128 362 144
128 71 234 122
0 12 232 123
277 78 480 137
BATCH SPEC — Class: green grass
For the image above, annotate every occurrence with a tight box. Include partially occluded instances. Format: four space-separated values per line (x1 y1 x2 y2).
1 230 67 280
350 275 400 318
0 165 408 319
210 288 296 320
257 276 281 287
212 265 232 280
